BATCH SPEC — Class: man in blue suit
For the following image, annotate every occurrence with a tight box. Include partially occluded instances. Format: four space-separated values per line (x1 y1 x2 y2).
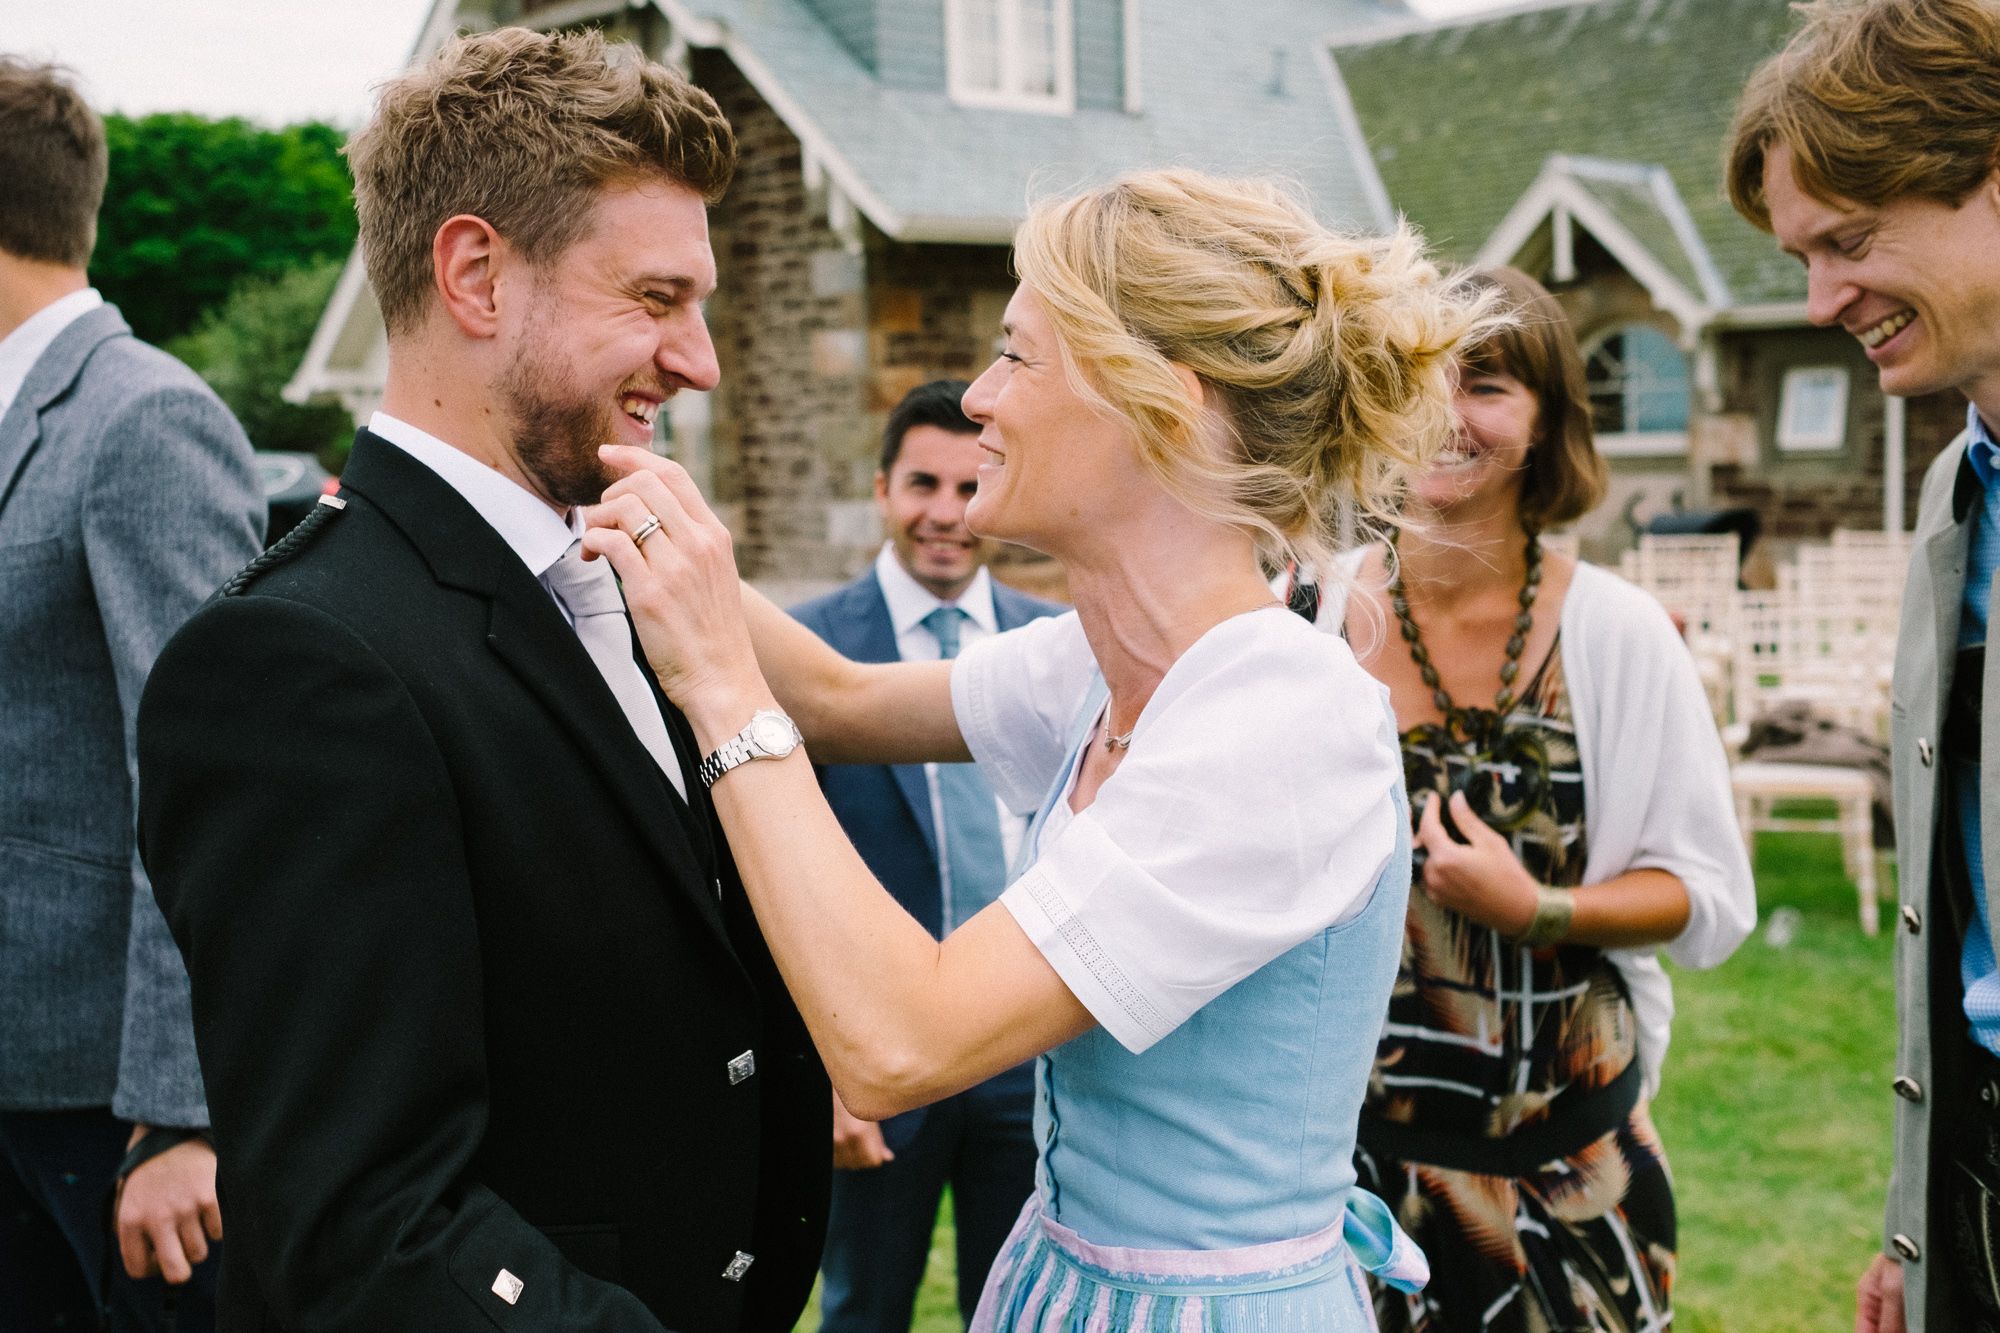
793 380 1059 1330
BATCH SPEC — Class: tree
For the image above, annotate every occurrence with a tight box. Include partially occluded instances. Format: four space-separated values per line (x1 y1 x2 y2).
168 260 354 463
96 114 356 346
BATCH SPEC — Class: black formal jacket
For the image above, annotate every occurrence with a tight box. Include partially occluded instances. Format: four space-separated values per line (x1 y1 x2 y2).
137 431 829 1332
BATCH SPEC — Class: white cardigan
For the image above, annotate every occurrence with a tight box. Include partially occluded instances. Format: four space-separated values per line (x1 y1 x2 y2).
1310 557 1757 1097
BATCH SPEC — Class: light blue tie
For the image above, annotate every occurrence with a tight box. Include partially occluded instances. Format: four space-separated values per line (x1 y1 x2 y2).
923 606 1006 933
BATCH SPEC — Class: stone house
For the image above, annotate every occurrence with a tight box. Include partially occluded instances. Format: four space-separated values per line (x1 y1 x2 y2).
289 0 1411 591
1327 0 1965 560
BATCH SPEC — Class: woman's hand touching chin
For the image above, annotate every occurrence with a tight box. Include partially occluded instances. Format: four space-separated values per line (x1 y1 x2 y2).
582 445 775 745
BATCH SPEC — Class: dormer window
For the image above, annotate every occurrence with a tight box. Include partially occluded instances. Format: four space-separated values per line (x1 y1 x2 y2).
945 0 1074 113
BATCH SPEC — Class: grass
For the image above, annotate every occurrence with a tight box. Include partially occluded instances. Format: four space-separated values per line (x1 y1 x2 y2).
798 819 1898 1332
1657 823 1897 1332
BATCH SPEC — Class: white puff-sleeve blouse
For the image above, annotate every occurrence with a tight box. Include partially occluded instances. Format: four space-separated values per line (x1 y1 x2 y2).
949 606 1402 1055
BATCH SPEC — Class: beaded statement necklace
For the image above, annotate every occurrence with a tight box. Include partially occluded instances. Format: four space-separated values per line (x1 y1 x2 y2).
1389 530 1551 834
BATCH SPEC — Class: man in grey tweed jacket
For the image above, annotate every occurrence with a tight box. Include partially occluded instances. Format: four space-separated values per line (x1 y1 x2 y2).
0 56 263 1329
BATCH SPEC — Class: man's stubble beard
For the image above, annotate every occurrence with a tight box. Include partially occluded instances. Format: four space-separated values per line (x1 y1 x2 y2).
497 315 629 509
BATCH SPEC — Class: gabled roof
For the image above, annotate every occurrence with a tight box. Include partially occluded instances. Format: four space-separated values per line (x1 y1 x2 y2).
1329 0 1805 311
658 0 1407 243
1476 154 1729 338
290 0 1415 405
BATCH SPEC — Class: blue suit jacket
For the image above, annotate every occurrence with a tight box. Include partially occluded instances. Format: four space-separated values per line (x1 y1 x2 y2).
792 569 1060 1140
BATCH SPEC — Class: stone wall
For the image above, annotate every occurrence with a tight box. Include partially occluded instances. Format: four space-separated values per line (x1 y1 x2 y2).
690 50 1055 592
697 51 873 580
1691 321 1965 543
865 239 1063 592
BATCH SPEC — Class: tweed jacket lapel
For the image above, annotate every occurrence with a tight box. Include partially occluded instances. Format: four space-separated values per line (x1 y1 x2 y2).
0 304 127 517
1921 449 1972 738
339 431 735 952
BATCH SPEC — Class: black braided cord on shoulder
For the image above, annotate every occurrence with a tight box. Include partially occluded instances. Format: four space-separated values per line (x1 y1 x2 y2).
1285 569 1321 623
221 493 346 597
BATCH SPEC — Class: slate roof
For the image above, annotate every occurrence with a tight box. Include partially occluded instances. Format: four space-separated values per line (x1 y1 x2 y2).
663 0 1412 239
1330 0 1806 308
289 0 1418 405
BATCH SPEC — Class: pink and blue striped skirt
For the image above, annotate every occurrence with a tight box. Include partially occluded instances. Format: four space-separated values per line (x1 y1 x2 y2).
968 1190 1428 1332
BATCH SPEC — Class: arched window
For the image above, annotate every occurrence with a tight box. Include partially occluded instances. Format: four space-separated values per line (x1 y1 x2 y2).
1584 323 1689 455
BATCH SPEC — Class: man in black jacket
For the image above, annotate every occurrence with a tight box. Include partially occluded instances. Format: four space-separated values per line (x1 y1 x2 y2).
136 28 827 1331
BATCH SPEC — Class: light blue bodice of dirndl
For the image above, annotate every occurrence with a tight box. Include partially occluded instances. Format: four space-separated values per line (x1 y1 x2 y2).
969 673 1428 1332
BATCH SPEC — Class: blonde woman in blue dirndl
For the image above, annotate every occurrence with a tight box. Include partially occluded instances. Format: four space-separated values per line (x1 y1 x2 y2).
587 169 1491 1330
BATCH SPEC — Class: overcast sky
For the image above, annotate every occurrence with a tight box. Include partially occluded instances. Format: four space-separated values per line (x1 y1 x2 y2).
5 0 1514 126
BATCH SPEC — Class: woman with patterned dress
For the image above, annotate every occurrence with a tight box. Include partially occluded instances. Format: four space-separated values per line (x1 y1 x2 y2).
1300 268 1757 1332
590 171 1485 1329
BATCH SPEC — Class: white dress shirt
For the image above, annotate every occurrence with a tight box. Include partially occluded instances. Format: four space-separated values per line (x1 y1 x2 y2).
367 411 686 799
0 288 104 423
872 543 1027 906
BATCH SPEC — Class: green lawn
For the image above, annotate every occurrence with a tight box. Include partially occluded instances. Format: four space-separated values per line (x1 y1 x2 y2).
800 824 1898 1332
1658 826 1897 1332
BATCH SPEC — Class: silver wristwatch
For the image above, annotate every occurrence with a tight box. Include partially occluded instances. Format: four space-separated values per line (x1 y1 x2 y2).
698 708 802 788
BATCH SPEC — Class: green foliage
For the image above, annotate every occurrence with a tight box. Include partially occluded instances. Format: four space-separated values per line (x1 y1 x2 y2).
96 114 356 346
168 260 354 460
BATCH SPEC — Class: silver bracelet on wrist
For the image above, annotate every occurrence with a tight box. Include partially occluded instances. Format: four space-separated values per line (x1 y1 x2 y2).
1515 885 1573 947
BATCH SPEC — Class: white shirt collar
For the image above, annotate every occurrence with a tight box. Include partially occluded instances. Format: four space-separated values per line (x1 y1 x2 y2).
874 541 998 638
368 411 581 578
0 288 104 423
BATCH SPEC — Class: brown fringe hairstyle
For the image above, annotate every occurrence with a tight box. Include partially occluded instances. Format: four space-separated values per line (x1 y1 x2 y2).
1011 169 1495 576
0 57 107 268
1457 267 1607 533
346 27 736 336
1726 0 2000 228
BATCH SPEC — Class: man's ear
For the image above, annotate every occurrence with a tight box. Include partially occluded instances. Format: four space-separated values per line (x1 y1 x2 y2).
433 214 508 339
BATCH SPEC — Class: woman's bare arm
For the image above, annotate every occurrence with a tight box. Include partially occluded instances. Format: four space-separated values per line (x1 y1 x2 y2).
697 719 1091 1118
584 447 1094 1115
738 581 969 764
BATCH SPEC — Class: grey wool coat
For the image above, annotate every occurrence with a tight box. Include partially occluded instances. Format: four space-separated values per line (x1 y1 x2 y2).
0 301 263 1128
1888 423 1996 1331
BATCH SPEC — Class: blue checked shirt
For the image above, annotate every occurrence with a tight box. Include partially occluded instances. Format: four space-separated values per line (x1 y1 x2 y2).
1956 401 2000 1054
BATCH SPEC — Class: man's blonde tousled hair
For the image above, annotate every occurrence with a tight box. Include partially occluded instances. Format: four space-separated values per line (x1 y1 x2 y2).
1012 169 1493 574
346 27 736 335
1726 0 2000 228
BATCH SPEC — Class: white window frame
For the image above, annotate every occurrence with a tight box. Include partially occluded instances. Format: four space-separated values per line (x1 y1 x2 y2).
1775 366 1851 453
1584 324 1691 458
944 0 1076 115
1594 430 1690 459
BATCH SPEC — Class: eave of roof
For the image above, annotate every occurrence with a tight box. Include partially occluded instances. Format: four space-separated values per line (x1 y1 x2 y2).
657 0 1402 241
1329 0 1807 311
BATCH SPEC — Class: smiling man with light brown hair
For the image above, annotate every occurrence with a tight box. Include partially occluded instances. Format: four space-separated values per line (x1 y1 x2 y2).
1727 3 2000 1330
137 28 829 1331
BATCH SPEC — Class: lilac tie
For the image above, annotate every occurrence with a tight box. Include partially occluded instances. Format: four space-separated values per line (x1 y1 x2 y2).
543 540 686 800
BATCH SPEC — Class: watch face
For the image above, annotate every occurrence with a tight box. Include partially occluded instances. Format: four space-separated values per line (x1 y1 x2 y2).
749 714 796 755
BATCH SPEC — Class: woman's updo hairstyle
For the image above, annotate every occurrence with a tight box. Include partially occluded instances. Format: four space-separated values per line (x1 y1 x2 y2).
1012 168 1494 573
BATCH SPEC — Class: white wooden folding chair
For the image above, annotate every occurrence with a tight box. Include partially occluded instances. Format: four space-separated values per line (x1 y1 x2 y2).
1624 534 1740 727
1729 576 1893 934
